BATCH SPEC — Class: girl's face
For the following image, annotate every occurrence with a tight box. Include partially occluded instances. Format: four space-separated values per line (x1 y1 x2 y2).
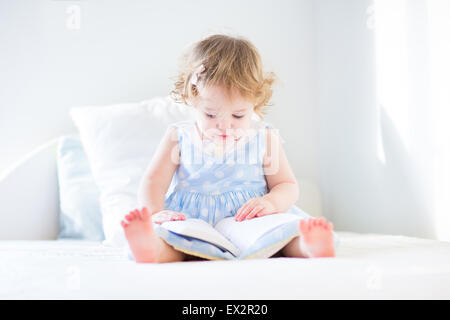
193 84 255 143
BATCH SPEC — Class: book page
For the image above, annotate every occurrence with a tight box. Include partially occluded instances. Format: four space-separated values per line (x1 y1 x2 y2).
160 219 240 256
214 213 301 254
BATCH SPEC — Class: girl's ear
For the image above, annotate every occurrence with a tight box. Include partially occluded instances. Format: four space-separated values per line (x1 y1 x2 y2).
188 99 200 110
185 91 195 106
189 90 203 108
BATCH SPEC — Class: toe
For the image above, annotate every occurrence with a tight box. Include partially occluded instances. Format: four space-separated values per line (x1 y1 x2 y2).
324 221 333 231
299 220 309 234
136 208 144 220
141 207 151 220
317 217 326 227
121 220 128 228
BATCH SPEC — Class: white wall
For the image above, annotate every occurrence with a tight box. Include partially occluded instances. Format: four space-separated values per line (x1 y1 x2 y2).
2 0 436 239
314 0 435 238
0 1 321 215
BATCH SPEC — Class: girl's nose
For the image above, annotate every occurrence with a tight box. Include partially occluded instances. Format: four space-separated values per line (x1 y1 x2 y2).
217 118 233 132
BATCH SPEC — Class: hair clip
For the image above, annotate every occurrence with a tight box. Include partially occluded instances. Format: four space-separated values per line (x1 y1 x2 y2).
191 64 205 86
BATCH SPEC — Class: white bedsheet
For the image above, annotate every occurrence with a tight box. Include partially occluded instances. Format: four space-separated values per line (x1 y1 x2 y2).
1 232 450 299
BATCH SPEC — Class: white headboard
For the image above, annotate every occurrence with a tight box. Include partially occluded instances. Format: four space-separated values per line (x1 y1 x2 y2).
0 139 60 240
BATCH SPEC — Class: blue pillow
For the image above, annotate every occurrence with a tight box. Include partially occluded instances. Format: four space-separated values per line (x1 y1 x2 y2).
56 135 105 241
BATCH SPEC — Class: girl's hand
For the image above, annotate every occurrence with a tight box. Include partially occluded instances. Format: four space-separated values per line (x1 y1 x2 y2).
152 210 186 225
234 197 277 222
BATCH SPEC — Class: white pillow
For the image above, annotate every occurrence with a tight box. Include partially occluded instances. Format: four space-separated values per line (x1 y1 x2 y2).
70 96 196 247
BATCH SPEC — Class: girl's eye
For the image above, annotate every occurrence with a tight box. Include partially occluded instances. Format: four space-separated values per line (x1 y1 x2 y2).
205 113 244 119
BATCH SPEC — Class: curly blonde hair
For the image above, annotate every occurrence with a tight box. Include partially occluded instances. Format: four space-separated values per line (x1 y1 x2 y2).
170 34 276 119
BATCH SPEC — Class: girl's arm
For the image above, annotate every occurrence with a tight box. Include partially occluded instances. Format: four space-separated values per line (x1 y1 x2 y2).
261 127 300 213
137 126 180 215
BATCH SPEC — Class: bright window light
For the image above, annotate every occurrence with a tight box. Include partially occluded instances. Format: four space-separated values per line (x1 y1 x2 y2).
374 0 410 165
428 0 450 241
374 0 450 241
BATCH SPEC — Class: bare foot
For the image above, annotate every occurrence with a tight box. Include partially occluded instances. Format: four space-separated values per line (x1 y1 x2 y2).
298 217 335 258
121 207 161 263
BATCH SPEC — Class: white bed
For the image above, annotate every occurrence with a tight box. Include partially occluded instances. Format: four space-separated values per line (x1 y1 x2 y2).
2 233 450 299
1 138 450 300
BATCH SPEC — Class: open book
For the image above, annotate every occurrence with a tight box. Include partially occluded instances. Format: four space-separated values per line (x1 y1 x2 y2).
157 213 302 259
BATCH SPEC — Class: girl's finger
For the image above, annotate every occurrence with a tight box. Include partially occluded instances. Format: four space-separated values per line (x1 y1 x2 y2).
153 212 169 224
235 203 249 220
235 206 248 221
256 211 267 217
175 212 186 219
255 206 271 217
171 211 183 218
238 205 255 221
236 201 255 221
246 205 264 220
171 214 185 221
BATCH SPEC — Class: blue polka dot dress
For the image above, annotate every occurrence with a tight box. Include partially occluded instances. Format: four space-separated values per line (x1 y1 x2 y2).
163 119 313 227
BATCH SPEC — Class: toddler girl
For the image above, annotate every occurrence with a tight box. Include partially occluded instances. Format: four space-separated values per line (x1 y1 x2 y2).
121 34 337 263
